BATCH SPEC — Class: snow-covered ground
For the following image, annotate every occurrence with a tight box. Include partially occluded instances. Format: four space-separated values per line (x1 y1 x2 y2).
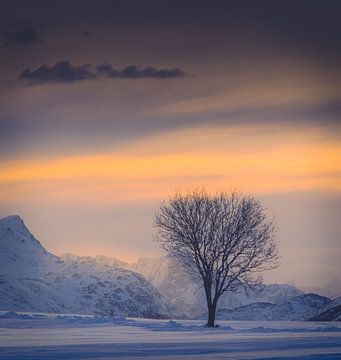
1 312 341 359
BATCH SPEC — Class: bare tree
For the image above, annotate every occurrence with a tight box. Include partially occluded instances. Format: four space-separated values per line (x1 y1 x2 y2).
154 190 278 327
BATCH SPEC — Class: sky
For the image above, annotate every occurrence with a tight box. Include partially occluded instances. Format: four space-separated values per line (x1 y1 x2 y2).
0 0 340 288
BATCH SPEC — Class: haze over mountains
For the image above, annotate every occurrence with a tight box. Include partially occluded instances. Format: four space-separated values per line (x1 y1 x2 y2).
0 215 340 321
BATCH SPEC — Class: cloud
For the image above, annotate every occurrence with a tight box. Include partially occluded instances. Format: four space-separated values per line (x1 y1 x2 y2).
19 61 186 84
96 64 185 79
20 61 96 83
3 26 39 47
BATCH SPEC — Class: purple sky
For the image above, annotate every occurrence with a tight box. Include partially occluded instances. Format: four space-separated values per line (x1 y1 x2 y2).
0 1 340 287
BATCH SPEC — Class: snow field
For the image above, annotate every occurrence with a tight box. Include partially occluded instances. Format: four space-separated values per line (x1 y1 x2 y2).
0 313 341 359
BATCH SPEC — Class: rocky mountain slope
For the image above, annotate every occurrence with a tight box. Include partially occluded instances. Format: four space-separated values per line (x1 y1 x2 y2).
0 215 181 318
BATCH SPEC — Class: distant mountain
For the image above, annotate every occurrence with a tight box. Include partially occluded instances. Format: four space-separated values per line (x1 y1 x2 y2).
60 253 130 269
134 257 169 287
132 256 304 318
0 215 182 318
301 277 341 299
203 294 332 321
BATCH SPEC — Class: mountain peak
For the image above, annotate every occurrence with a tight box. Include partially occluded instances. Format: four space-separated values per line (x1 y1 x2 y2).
0 215 28 236
0 215 61 277
0 214 24 224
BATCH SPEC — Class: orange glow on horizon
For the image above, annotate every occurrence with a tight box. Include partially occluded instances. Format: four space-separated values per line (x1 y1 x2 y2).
1 124 340 205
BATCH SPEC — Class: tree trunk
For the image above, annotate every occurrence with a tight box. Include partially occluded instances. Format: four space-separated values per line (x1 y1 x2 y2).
203 280 216 327
206 293 219 327
206 302 216 327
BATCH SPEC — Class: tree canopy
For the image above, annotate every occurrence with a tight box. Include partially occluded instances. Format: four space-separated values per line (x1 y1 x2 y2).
155 190 278 327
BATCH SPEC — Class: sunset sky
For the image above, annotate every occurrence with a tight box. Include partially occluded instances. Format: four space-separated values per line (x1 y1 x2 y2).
0 1 340 287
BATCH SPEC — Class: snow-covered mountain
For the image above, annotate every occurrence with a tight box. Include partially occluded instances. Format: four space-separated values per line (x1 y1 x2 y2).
132 256 304 318
61 253 130 270
206 294 332 321
1 215 335 321
0 215 62 277
310 305 341 321
309 296 341 321
0 215 182 318
81 255 331 321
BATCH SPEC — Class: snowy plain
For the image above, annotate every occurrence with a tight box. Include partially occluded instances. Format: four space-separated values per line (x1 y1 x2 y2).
1 312 341 360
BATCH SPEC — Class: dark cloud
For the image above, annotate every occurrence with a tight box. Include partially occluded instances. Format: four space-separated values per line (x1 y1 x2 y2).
20 61 96 83
3 26 39 47
96 64 185 79
20 61 186 84
1 1 341 63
